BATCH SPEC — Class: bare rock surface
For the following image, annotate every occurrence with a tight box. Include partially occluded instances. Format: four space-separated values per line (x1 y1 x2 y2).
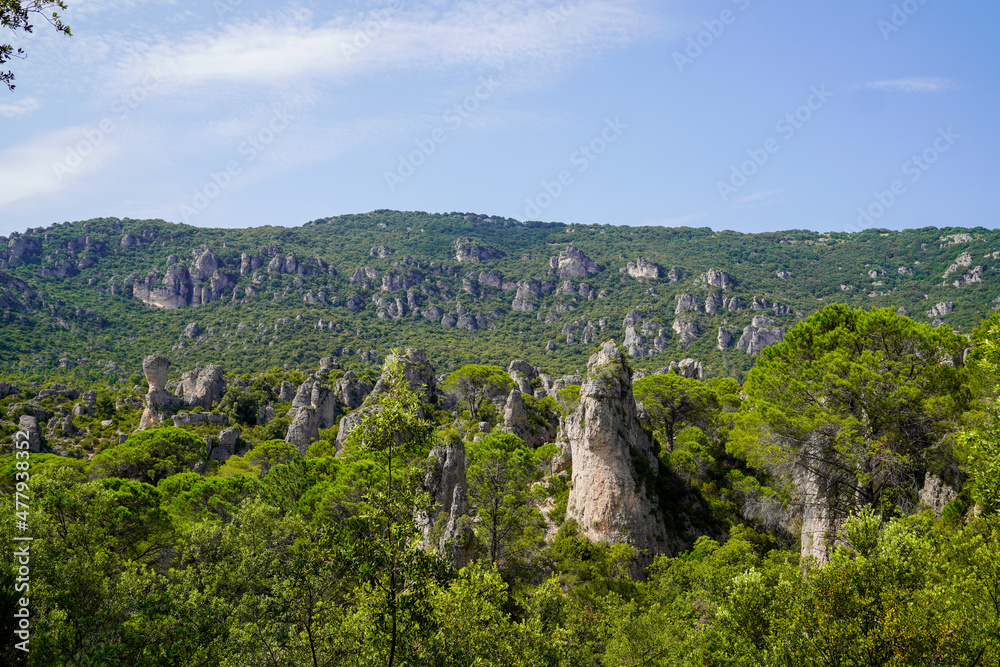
565 342 669 554
620 258 662 281
736 316 786 356
176 364 225 409
421 439 474 568
18 415 41 452
139 354 182 429
286 406 319 454
557 244 601 279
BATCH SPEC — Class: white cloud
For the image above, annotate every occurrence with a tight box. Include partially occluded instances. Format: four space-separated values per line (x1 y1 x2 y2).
855 77 960 93
116 1 657 89
0 126 119 207
736 189 783 205
0 97 42 118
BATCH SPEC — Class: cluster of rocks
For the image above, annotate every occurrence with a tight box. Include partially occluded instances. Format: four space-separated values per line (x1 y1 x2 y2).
419 438 475 568
734 316 787 356
138 356 228 429
132 247 234 310
551 244 601 279
454 239 504 263
620 258 664 281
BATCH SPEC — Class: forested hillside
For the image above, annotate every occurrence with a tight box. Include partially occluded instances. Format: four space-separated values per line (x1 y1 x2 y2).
2 211 1000 384
2 213 1000 665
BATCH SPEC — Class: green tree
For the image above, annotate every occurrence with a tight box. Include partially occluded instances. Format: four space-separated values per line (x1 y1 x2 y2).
429 561 548 666
958 313 1000 513
633 373 718 450
92 426 207 484
730 305 969 523
218 381 275 427
442 364 513 420
344 353 439 667
1 0 71 90
466 431 546 569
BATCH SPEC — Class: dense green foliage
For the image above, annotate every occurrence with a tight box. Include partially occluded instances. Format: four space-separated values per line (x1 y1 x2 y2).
4 213 1000 385
731 305 969 518
4 215 1000 665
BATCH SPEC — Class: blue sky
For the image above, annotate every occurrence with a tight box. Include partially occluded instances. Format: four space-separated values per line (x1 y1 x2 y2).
0 0 996 237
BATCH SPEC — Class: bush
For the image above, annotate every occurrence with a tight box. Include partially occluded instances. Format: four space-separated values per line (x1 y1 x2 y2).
91 426 206 484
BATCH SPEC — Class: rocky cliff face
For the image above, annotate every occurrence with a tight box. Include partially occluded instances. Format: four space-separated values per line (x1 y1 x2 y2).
736 316 786 355
454 239 503 263
565 342 669 553
556 244 601 279
133 247 235 310
420 439 474 568
620 258 662 281
792 435 848 565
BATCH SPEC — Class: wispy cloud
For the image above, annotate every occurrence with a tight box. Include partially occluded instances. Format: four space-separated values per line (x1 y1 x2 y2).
0 126 119 207
736 189 783 206
855 77 960 93
115 1 657 89
0 97 42 118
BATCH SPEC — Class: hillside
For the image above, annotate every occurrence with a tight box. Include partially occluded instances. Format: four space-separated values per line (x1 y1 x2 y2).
2 210 999 383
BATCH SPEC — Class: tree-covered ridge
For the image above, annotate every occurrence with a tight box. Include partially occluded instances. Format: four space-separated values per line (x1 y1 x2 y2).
2 211 1000 385
2 304 1000 665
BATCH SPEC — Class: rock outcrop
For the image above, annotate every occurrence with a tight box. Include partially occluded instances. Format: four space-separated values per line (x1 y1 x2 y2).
670 358 705 381
620 258 662 281
138 354 182 430
286 406 320 454
557 244 600 279
333 371 373 409
794 437 844 565
18 415 41 452
717 327 734 350
672 318 699 347
736 316 786 355
278 381 296 402
176 364 225 410
336 348 437 450
918 473 958 516
208 427 242 461
132 247 233 310
371 348 437 401
565 342 669 554
512 281 540 313
695 269 732 290
454 239 503 263
508 360 538 395
675 294 702 315
624 322 669 358
171 412 226 427
926 301 954 318
420 439 474 568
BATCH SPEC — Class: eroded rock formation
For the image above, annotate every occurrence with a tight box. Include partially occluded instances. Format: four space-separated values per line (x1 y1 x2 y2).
336 348 437 451
420 438 474 568
557 244 600 279
176 364 225 410
565 342 668 553
736 316 786 355
138 355 182 430
620 258 662 281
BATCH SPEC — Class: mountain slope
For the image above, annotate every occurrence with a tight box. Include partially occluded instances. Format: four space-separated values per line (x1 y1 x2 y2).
1 211 998 382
